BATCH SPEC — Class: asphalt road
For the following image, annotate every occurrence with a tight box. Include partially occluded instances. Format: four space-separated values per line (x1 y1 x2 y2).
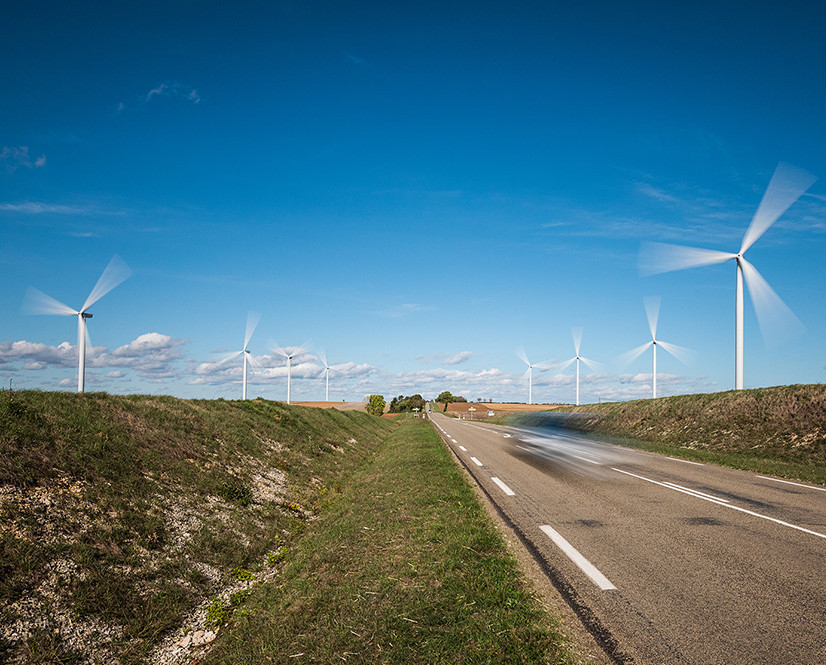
429 411 826 665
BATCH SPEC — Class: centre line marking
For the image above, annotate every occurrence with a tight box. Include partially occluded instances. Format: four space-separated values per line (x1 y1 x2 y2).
491 477 515 496
540 525 616 591
613 468 826 540
470 456 484 467
757 476 826 493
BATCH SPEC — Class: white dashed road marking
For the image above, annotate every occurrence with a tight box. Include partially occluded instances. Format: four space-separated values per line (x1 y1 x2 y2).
540 525 617 591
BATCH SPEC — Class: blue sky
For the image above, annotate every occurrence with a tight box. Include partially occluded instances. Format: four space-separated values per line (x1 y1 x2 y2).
2 1 826 403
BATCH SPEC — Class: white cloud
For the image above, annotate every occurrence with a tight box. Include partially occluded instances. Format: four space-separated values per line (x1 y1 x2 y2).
444 351 474 365
144 82 201 105
1 146 46 172
0 201 125 216
0 333 188 382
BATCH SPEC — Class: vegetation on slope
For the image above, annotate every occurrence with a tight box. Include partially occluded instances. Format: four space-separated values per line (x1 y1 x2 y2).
1 393 578 664
203 416 576 665
548 384 826 483
0 390 394 664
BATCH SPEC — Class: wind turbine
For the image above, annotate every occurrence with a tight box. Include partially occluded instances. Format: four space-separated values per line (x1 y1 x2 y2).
218 311 260 400
274 342 308 404
23 255 132 393
517 350 548 405
559 328 601 406
640 162 815 390
319 351 332 402
620 297 694 399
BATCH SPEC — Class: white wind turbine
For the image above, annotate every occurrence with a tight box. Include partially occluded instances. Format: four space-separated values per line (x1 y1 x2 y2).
517 349 548 405
640 162 815 390
319 351 332 402
620 297 694 399
23 255 132 393
274 342 308 404
218 311 260 400
559 328 601 406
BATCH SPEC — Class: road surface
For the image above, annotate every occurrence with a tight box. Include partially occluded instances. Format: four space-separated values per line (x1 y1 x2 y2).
429 411 826 665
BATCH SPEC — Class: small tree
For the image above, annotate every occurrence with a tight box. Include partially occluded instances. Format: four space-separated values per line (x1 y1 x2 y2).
365 394 386 416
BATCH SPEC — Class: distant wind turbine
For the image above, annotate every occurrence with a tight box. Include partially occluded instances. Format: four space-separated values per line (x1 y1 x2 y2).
620 297 694 399
640 162 815 390
218 311 260 400
319 351 332 402
274 342 308 404
23 255 132 393
559 328 601 406
517 349 548 405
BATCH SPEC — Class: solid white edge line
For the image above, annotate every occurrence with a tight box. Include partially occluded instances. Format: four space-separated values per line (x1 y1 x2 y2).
470 456 484 467
540 525 617 591
666 456 705 466
491 477 516 496
757 476 826 493
613 467 826 540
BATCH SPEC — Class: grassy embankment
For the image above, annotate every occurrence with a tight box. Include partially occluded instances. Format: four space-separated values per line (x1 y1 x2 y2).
0 391 576 664
541 384 826 484
204 415 575 664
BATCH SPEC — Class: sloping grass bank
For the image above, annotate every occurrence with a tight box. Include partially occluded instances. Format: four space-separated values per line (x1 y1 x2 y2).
541 384 826 484
0 390 394 664
203 416 576 664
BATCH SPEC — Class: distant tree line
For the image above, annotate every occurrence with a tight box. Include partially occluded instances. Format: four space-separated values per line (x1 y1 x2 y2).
434 391 467 412
388 394 427 413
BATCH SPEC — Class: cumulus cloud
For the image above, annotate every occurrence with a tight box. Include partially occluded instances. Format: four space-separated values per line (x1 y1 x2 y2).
0 333 188 383
1 146 46 172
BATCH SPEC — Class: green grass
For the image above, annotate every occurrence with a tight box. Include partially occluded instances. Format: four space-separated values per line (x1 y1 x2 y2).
0 390 394 663
537 384 826 484
203 416 576 665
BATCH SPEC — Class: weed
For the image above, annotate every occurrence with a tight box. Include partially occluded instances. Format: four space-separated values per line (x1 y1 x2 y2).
206 599 231 628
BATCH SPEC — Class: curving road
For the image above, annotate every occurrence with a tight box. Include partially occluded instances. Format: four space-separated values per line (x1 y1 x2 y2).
429 411 826 665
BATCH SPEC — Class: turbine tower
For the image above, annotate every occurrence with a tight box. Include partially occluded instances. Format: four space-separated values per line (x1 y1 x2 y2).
517 350 547 405
319 351 332 402
23 255 132 393
275 343 307 404
641 162 815 389
620 297 694 399
560 328 601 406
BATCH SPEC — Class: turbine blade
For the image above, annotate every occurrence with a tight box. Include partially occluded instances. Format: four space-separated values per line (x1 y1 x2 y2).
558 357 576 371
644 296 661 339
571 327 583 356
516 348 530 366
22 287 77 316
618 342 652 368
244 310 261 349
740 257 805 347
656 340 697 366
319 349 328 368
579 356 603 372
740 162 817 255
82 254 132 312
216 350 244 365
639 242 735 276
